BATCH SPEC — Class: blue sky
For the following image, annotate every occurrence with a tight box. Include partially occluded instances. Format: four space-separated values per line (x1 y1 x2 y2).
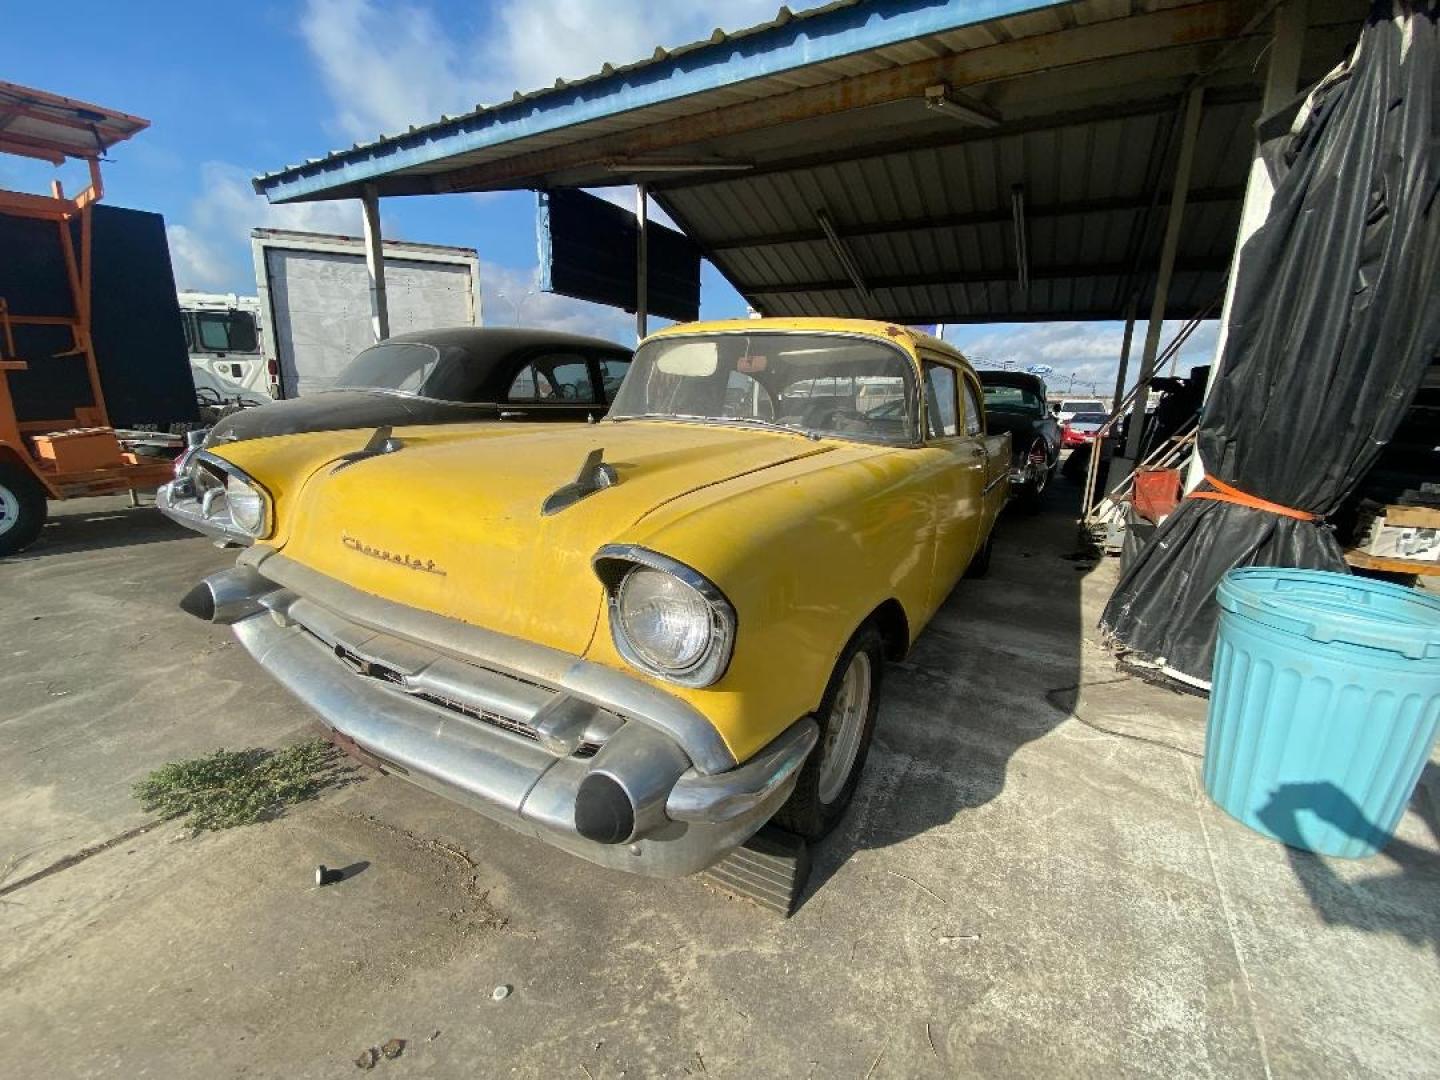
2 0 1218 395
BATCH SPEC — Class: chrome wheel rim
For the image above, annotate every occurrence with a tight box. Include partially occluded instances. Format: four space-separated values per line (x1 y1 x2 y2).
817 651 871 805
1028 441 1049 492
0 484 18 536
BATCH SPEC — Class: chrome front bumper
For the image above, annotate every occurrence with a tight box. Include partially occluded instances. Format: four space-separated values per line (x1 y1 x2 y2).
156 480 252 546
192 550 815 878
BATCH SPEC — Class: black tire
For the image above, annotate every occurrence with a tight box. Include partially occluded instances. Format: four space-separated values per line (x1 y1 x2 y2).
774 623 885 840
965 530 993 578
0 462 48 556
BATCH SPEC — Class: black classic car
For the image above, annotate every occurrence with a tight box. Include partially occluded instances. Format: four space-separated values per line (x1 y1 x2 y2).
976 370 1062 501
159 325 631 542
205 326 631 444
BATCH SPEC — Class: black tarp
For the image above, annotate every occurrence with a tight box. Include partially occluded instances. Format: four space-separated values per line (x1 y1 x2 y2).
1101 1 1440 683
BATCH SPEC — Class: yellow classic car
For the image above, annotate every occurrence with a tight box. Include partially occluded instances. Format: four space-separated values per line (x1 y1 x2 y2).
180 318 1009 877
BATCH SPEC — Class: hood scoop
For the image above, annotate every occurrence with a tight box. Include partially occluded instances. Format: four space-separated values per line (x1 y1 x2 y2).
542 447 618 516
331 425 404 473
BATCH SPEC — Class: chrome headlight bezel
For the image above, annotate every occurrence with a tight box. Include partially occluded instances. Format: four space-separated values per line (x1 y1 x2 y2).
193 451 273 539
593 545 736 688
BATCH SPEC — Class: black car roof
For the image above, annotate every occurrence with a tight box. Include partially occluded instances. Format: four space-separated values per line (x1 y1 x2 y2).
386 325 631 354
976 370 1046 391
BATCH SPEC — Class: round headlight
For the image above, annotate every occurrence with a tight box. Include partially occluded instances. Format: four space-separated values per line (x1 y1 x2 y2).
225 473 267 536
616 567 713 673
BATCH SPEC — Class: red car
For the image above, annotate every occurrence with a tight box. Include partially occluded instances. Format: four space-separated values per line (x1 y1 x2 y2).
1061 411 1108 448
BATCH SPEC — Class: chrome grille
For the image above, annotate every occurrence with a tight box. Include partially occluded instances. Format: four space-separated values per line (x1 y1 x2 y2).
329 640 601 757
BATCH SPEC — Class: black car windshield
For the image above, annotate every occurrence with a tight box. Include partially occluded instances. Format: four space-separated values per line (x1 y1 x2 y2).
607 333 918 445
981 383 1047 415
331 341 489 400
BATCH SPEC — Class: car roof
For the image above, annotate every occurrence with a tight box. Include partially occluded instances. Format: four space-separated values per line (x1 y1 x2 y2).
648 317 973 367
976 370 1045 391
385 325 631 354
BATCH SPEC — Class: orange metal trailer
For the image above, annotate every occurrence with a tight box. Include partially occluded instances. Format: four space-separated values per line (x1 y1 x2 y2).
0 81 174 554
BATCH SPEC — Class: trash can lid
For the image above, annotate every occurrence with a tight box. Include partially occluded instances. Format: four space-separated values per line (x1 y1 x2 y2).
1217 567 1440 660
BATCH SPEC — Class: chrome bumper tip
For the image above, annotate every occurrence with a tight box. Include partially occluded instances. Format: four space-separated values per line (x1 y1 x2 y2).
217 563 814 879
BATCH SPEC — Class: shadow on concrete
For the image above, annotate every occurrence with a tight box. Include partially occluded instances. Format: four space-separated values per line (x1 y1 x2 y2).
1259 772 1440 957
801 475 1092 905
7 504 194 560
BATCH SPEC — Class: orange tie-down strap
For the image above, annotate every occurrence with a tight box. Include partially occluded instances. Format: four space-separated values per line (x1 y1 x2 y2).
1187 475 1322 522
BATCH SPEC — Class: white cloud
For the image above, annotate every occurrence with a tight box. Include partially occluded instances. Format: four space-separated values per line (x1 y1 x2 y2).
478 259 666 345
167 162 362 292
948 320 1220 397
298 0 798 142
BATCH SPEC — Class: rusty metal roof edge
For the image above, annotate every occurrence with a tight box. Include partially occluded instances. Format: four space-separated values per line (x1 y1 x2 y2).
253 0 1076 202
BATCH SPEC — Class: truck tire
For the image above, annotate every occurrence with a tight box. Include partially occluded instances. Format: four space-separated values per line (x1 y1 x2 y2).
774 623 885 840
0 463 47 556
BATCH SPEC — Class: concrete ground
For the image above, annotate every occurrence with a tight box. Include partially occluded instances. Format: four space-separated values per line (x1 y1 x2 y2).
1 487 1436 1079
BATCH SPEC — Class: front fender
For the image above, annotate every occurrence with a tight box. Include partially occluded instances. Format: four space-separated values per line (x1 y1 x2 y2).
586 443 937 764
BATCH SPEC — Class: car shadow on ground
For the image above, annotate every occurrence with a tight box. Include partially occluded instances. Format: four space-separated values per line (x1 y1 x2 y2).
5 502 193 560
800 478 1094 905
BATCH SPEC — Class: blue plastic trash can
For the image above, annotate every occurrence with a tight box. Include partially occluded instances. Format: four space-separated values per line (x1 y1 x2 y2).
1204 567 1440 858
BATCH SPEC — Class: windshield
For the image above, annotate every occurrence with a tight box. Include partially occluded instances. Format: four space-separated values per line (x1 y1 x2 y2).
333 341 485 399
608 333 918 445
981 383 1046 415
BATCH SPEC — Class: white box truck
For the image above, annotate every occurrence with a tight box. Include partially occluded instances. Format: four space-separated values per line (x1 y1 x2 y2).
250 228 482 398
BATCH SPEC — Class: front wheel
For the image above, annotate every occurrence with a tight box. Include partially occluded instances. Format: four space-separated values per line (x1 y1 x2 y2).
774 624 884 840
0 462 48 556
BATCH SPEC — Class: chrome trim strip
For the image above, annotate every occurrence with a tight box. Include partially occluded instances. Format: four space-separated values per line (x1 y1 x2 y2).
667 718 817 823
238 547 737 773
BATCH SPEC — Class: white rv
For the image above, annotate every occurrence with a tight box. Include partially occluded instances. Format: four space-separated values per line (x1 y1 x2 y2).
178 292 275 410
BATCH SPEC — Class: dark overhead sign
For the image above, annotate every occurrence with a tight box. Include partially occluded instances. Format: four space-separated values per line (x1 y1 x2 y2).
537 189 700 323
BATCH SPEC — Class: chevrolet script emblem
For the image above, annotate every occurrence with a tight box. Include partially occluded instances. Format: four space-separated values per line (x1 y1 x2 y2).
341 534 446 576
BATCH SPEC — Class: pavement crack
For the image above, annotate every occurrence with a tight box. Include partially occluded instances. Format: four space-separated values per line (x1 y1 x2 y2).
0 821 161 899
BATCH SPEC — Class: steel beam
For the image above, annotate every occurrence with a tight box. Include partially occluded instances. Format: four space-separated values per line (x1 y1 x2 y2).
361 185 389 342
636 183 648 340
702 188 1244 252
741 257 1227 296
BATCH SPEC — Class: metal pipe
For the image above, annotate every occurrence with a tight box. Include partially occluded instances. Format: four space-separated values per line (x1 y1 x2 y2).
1121 85 1206 466
361 184 389 342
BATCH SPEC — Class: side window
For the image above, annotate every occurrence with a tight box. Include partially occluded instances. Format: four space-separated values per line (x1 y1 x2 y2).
507 364 553 401
596 356 631 402
962 377 983 436
922 362 959 439
508 353 596 402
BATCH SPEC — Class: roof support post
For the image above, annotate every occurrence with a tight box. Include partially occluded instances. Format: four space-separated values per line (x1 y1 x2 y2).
1112 295 1138 413
1121 84 1205 468
636 182 648 341
1186 0 1307 490
361 184 389 342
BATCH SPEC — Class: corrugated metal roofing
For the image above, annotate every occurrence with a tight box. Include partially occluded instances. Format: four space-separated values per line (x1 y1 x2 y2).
254 0 1368 322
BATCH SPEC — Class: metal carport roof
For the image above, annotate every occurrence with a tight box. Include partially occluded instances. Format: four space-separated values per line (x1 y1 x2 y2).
254 0 1368 323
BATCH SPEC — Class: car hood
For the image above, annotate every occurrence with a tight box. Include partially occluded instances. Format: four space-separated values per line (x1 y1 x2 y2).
208 391 442 444
273 421 836 656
